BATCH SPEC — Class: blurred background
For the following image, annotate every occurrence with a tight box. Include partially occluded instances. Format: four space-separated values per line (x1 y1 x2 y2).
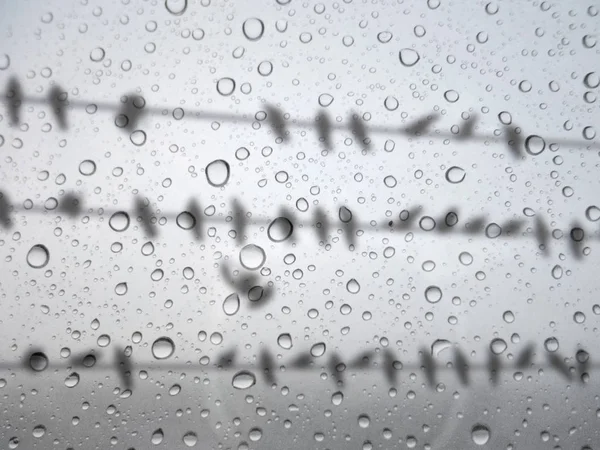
0 0 599 448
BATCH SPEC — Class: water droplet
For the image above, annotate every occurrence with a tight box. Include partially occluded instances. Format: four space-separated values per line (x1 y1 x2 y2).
399 48 420 67
29 352 48 371
176 211 196 230
216 77 235 96
115 282 128 295
32 425 46 438
377 31 393 43
27 244 49 269
339 206 353 223
425 286 442 303
90 47 105 62
584 72 600 89
431 339 451 356
318 93 334 107
384 96 399 111
551 265 563 280
267 217 294 242
310 342 326 357
232 370 256 389
64 372 80 388
444 90 460 103
384 175 397 187
471 424 490 445
242 18 265 41
331 391 344 405
109 211 130 232
277 333 293 349
485 223 502 239
223 293 240 316
151 428 164 445
358 414 371 428
525 135 545 155
129 130 147 146
445 166 466 183
210 332 223 345
152 337 175 359
346 278 360 294
490 338 507 355
574 311 586 324
205 159 231 187
0 54 10 70
544 337 559 352
257 60 273 76
79 160 96 176
165 0 187 15
239 244 266 270
141 241 155 256
183 432 198 447
419 216 436 231
503 310 515 323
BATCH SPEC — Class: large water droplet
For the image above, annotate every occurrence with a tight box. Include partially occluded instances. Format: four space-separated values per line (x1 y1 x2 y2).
223 293 240 316
151 428 164 445
27 244 49 269
399 48 420 67
277 333 293 349
525 135 545 155
32 425 46 438
242 18 264 41
64 372 80 388
267 217 294 242
544 337 559 352
216 77 235 96
176 211 196 230
165 0 187 15
431 339 451 356
331 391 344 405
109 211 130 232
445 166 466 184
152 337 175 359
471 424 490 445
489 338 507 355
183 432 198 447
205 159 230 187
239 244 266 270
585 206 600 222
424 285 442 303
232 370 256 389
129 130 147 146
310 342 326 357
346 278 361 294
29 352 49 371
551 265 563 280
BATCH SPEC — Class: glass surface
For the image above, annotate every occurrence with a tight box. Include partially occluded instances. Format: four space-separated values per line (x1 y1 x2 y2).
1 0 599 448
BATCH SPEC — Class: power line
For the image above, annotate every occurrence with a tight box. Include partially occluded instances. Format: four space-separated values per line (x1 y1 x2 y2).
2 76 598 156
